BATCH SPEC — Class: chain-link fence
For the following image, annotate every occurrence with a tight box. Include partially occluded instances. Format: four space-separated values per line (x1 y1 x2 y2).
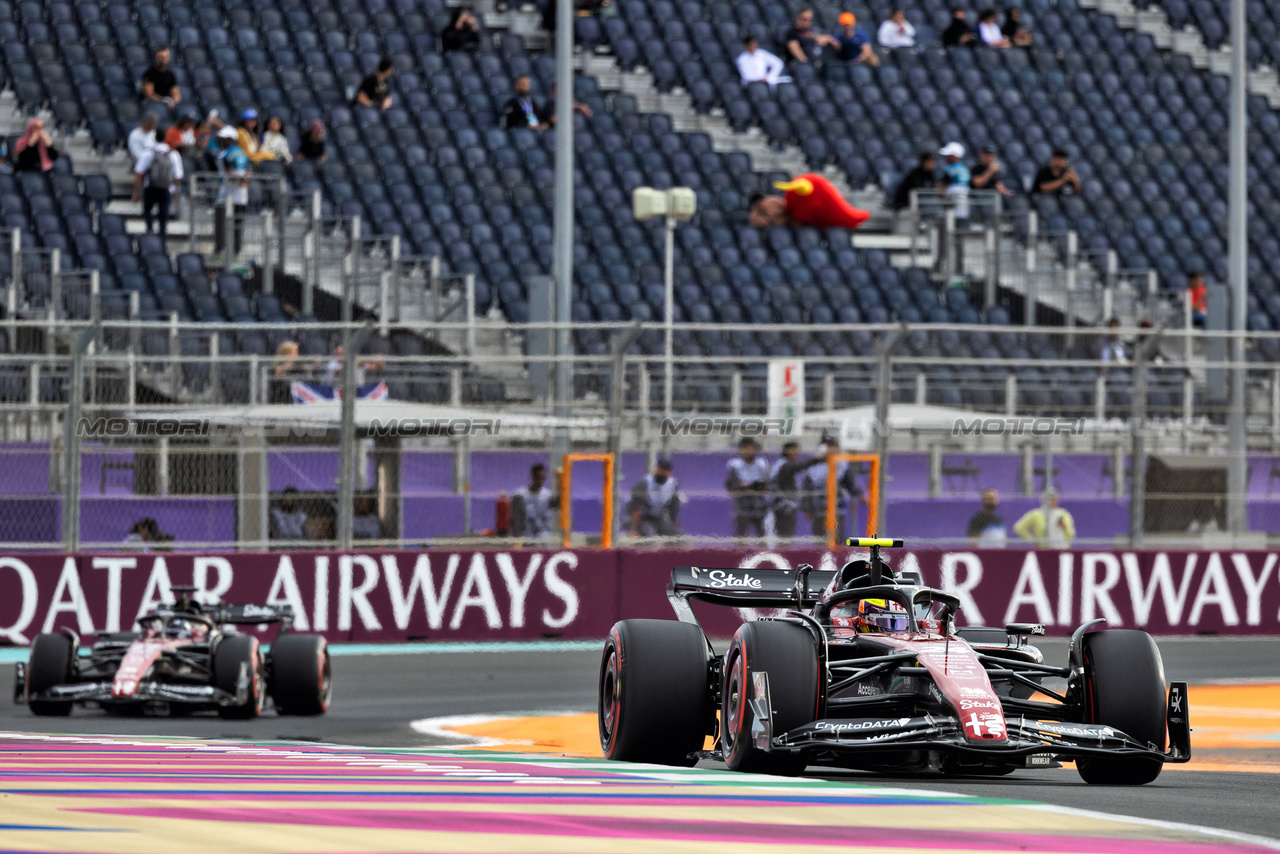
0 318 1275 551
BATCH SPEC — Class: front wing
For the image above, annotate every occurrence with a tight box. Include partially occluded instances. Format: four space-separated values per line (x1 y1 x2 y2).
746 674 1192 767
14 662 253 708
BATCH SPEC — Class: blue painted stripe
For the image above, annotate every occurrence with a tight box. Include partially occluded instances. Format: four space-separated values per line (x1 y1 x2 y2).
0 639 601 665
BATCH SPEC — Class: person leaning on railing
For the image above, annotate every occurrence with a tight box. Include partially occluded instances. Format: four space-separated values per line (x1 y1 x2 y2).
270 340 303 404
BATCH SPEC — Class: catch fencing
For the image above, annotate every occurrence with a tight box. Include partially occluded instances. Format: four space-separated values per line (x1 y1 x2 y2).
0 318 1276 552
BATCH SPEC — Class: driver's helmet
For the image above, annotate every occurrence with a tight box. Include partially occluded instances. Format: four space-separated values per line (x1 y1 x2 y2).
851 598 909 633
830 596 910 632
166 618 207 641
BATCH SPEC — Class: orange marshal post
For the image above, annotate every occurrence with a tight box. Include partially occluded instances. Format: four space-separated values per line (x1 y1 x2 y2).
825 453 880 550
559 453 615 548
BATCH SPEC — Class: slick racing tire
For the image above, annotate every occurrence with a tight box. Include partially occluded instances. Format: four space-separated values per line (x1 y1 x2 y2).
599 619 713 767
213 634 266 720
1077 630 1166 785
270 634 332 716
723 621 820 777
27 633 75 717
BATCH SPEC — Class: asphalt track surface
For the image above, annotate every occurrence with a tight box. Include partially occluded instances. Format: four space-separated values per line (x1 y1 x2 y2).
2 636 1279 841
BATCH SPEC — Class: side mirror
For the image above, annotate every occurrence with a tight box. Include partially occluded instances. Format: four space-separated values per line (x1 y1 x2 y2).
1005 623 1046 637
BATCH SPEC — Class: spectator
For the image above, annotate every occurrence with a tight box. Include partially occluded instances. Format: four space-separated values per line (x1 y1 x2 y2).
544 82 593 127
199 110 226 171
323 345 385 384
260 115 293 164
939 141 970 219
1100 317 1126 365
236 109 275 164
13 119 59 174
140 47 181 109
801 433 862 543
442 7 481 53
748 191 791 227
1187 271 1207 327
511 463 559 540
164 111 198 161
354 56 395 110
271 340 302 404
131 128 182 239
351 493 383 540
626 457 682 537
214 126 249 256
892 151 937 210
501 76 549 130
125 517 173 550
128 113 159 166
1003 7 1033 46
977 8 1011 47
736 35 788 87
785 7 839 66
970 146 1013 196
877 8 916 49
297 120 328 163
1014 489 1076 548
1033 148 1082 195
834 12 879 65
966 487 1006 547
941 8 976 47
726 437 771 539
270 487 310 541
769 440 823 539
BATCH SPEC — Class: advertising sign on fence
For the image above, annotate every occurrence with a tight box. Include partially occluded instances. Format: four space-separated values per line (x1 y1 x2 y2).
0 547 1276 645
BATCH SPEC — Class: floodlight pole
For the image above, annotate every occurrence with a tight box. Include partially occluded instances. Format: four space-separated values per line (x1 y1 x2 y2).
552 0 575 467
664 214 675 416
1227 0 1248 536
337 322 374 550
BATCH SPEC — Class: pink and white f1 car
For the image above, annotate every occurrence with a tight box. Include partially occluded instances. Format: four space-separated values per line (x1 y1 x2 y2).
599 538 1191 784
14 586 330 719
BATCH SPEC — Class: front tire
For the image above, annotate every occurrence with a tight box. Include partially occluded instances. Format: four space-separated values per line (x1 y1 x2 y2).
598 619 713 766
270 634 332 716
213 634 265 720
722 621 820 777
27 633 75 717
1077 630 1166 785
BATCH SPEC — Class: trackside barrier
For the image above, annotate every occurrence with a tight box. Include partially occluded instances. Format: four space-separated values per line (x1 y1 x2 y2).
0 547 1276 644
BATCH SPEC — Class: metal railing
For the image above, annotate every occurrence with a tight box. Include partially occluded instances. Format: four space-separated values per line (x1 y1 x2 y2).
0 318 1275 550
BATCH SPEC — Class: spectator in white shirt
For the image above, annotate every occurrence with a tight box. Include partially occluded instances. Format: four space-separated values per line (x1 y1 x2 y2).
736 35 787 87
977 8 1011 47
878 8 916 49
127 112 159 166
1100 318 1126 367
131 129 183 239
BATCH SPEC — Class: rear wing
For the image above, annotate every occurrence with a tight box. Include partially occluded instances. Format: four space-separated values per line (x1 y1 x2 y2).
667 560 926 628
217 603 295 626
669 566 838 610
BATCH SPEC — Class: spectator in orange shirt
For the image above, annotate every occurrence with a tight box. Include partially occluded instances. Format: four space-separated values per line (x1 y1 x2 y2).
1187 271 1207 328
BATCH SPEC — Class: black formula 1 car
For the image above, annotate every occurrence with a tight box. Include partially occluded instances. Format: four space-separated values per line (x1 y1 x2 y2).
599 539 1190 784
14 586 331 719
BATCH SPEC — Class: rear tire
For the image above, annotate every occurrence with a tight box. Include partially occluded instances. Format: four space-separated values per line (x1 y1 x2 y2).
598 619 713 766
722 621 820 777
27 633 75 717
213 634 265 720
1077 630 1166 785
270 634 332 716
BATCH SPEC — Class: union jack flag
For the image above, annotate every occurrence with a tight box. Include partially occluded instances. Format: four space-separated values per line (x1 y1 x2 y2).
290 381 389 404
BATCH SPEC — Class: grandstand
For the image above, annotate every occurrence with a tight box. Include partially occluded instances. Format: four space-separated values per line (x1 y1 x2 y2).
0 0 1275 549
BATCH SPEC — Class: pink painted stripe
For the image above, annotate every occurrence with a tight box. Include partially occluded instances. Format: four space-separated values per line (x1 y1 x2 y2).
80 807 1277 854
